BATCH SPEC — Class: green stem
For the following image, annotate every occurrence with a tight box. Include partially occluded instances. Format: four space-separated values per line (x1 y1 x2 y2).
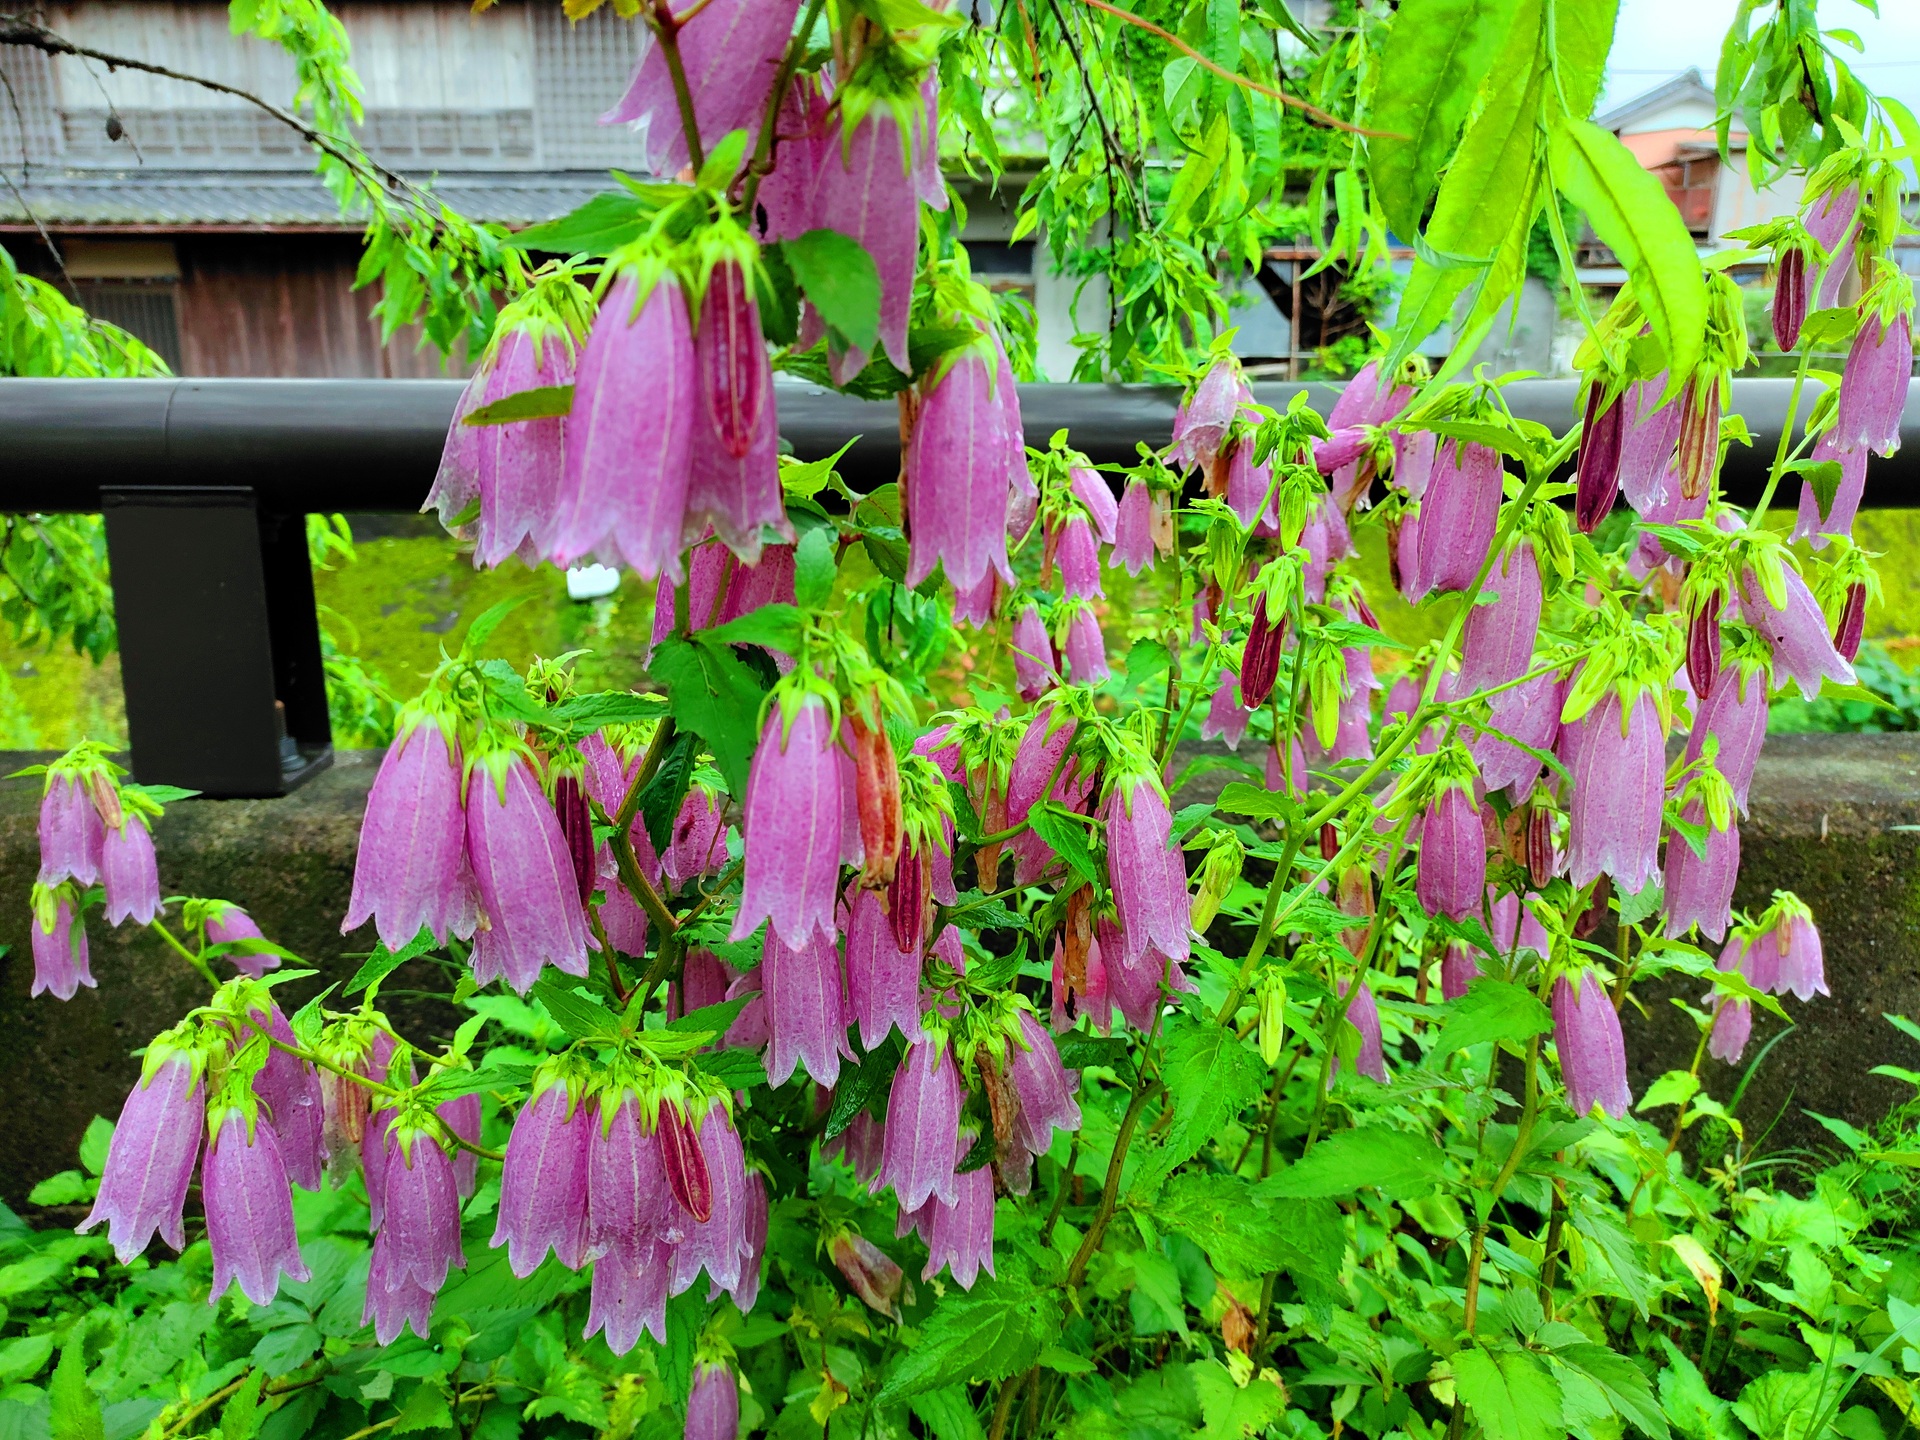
737 0 826 213
1750 344 1816 526
148 919 220 989
649 1 706 174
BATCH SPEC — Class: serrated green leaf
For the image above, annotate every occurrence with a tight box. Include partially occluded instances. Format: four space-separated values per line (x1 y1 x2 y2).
876 1275 1062 1403
1554 1344 1671 1440
1432 978 1554 1055
345 927 438 996
1130 1016 1267 1194
1026 804 1101 889
783 229 882 354
649 632 772 799
508 190 651 255
531 978 622 1042
1260 1127 1448 1200
794 525 838 610
1453 1347 1563 1440
1213 782 1299 823
48 1339 103 1440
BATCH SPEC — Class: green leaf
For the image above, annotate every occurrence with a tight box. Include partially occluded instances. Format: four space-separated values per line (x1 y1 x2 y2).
696 128 750 191
1260 1127 1447 1200
463 595 532 656
48 1339 104 1440
0 1334 53 1387
1433 978 1555 1055
531 978 622 1042
1125 638 1173 686
693 1048 767 1090
1788 458 1846 523
1213 782 1300 824
782 229 882 354
1054 1032 1135 1079
1553 1344 1671 1440
1370 0 1522 238
78 1116 112 1175
122 783 200 806
463 384 574 427
876 1274 1062 1403
508 190 651 255
221 1370 266 1440
1131 1016 1267 1194
1549 117 1709 383
1571 1207 1654 1316
1026 804 1101 889
1194 1359 1288 1440
793 525 839 610
28 1171 93 1206
345 927 439 996
648 632 772 799
393 1380 454 1436
706 603 805 657
637 727 699 858
1452 1347 1564 1440
908 1388 988 1440
1657 1338 1739 1440
825 1033 904 1138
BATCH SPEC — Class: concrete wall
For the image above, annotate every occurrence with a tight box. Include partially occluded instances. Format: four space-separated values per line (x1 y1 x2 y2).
3 736 1918 1206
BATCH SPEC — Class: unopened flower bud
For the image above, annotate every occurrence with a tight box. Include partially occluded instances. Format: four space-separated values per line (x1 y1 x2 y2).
1834 580 1867 662
1687 590 1723 703
830 1231 910 1321
1240 597 1285 710
1189 831 1245 933
1256 971 1287 1066
1773 244 1807 354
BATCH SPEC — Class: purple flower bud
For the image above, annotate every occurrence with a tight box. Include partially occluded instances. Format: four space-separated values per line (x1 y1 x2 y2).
810 106 917 379
920 1148 996 1290
1171 358 1248 473
1104 776 1191 968
1564 690 1665 894
494 1081 591 1276
203 1110 310 1305
1331 981 1387 1085
1201 672 1248 750
1069 467 1119 544
1773 245 1808 353
251 1006 325 1192
734 697 842 949
669 1101 750 1295
586 1240 673 1355
1574 386 1626 534
1330 360 1415 430
552 269 696 577
1314 426 1370 476
1739 565 1854 698
38 773 103 886
845 887 927 1050
1417 785 1486 922
102 816 159 928
345 715 475 951
30 887 92 1000
1552 970 1631 1118
1459 541 1542 694
1835 582 1868 662
1837 311 1911 458
1111 479 1157 576
1619 379 1683 515
879 1038 962 1211
467 748 592 994
603 0 802 176
1793 430 1869 548
1440 944 1479 1002
1687 592 1724 704
657 1100 713 1225
1239 595 1285 710
687 1363 742 1440
206 904 278 979
1011 603 1059 701
1663 802 1739 943
1707 995 1752 1065
760 928 852 1088
904 342 1015 595
686 264 790 565
1410 441 1503 599
1055 515 1104 599
79 1051 202 1262
1062 606 1109 685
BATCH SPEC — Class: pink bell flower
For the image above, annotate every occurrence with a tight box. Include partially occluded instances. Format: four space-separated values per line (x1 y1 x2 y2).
1470 673 1565 801
1707 992 1753 1065
1416 785 1486 922
1490 890 1552 958
919 1145 996 1290
101 815 160 928
1069 466 1118 543
466 745 592 994
664 784 729 884
905 338 1015 595
1552 969 1631 1118
440 1092 482 1200
1809 185 1860 309
1171 357 1248 473
602 0 803 177
1618 378 1682 515
79 1048 202 1262
1011 603 1060 701
1663 802 1740 943
250 1005 325 1192
1331 980 1388 1085
1564 689 1665 894
1836 310 1910 458
1055 514 1103 599
729 1171 768 1313
1061 605 1109 685
754 74 829 242
1793 429 1868 547
363 1234 436 1346
587 1240 673 1355
686 259 790 565
464 327 573 569
29 885 92 1000
687 1363 742 1440
203 1109 310 1305
1573 386 1626 534
845 887 927 1050
1745 901 1827 1001
1006 1010 1081 1160
1222 438 1272 528
1201 671 1247 750
37 772 103 886
1098 918 1194 1033
733 696 842 948
1103 775 1191 967
345 712 475 951
1329 359 1414 430
206 903 278 979
1409 440 1503 599
759 928 852 1088
1111 479 1157 575
1458 541 1541 695
1440 944 1479 1002
1390 429 1438 500
878 1037 963 1211
369 1123 466 1317
1739 565 1854 699
1686 662 1768 814
952 569 999 628
551 266 696 577
809 105 918 379
493 1079 590 1276
586 1091 682 1271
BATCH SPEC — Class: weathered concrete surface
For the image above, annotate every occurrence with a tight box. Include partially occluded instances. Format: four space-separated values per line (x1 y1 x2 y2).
1 735 1918 1204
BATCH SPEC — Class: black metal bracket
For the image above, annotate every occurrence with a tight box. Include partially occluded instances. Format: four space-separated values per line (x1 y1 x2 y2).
101 487 331 798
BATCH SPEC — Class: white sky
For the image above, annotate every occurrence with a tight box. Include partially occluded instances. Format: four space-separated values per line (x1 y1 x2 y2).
1603 0 1920 120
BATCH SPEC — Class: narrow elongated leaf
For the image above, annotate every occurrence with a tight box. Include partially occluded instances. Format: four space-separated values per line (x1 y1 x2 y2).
1549 118 1709 383
345 927 438 996
464 384 575 426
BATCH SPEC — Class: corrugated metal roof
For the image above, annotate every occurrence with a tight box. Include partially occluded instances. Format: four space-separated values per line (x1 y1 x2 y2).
0 170 615 229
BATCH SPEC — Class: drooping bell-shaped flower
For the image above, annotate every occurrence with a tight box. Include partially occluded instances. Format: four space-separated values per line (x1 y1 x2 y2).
1440 944 1479 1002
1686 660 1768 813
466 326 574 569
760 928 852 1088
345 708 475 950
1564 689 1665 894
830 1230 909 1320
551 264 696 578
204 903 279 979
687 1363 742 1440
586 1241 673 1356
1471 673 1565 802
1664 803 1740 942
905 335 1015 595
251 1005 325 1192
1069 467 1118 543
1490 889 1552 958
1011 603 1059 701
493 1078 590 1276
733 694 842 948
1171 357 1248 474
952 569 998 628
810 102 918 379
1416 782 1486 922
1836 582 1869 662
38 771 103 886
362 1231 436 1346
203 1109 310 1305
845 887 927 1050
1837 310 1911 458
1552 969 1631 1118
373 1122 467 1307
1055 514 1103 599
1201 671 1248 750
1005 707 1088 887
1221 438 1271 528
1707 993 1753 1065
586 1090 682 1271
878 1037 963 1211
1410 440 1503 600
728 1170 768 1313
1061 605 1109 685
603 0 803 177
1331 981 1387 1085
79 1045 203 1262
1390 429 1438 500
29 884 92 1000
1618 378 1683 514
466 741 592 993
440 1092 482 1200
1739 564 1854 698
1794 430 1869 547
686 253 790 564
1104 774 1191 967
753 73 829 243
101 815 160 927
1458 541 1542 694
1745 897 1827 1001
1812 185 1861 309
1111 479 1157 575
664 784 729 884
920 1148 996 1290
1005 1010 1081 1160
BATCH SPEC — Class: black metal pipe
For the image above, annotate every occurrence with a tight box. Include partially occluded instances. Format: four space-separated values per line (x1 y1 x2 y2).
0 376 1913 511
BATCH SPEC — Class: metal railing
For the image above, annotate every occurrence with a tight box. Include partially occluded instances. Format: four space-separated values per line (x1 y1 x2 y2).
1 376 1914 797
